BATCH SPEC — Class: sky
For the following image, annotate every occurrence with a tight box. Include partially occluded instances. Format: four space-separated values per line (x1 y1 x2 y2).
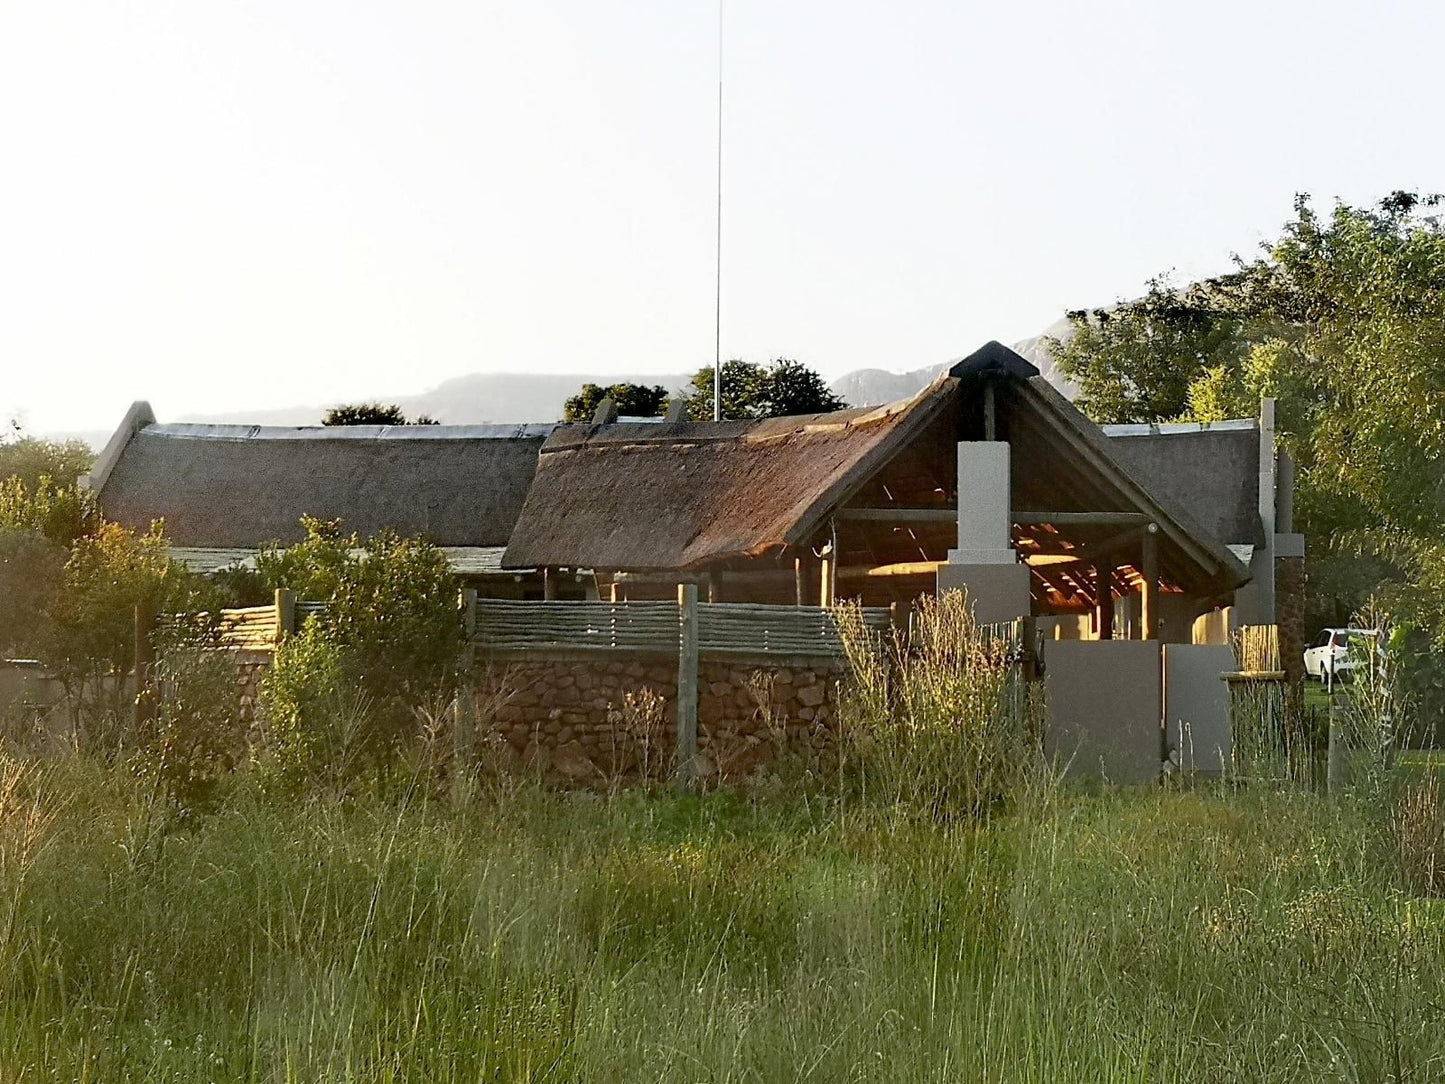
3 1 1445 435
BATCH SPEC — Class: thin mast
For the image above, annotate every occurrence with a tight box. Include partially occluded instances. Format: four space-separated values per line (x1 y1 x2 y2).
713 0 723 421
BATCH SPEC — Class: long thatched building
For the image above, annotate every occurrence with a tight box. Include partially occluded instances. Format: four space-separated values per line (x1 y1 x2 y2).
502 342 1267 641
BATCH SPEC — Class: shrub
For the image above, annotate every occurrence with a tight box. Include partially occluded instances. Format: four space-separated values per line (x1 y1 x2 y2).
0 528 65 659
257 518 464 751
141 630 247 814
835 591 1037 820
255 623 364 793
0 474 99 545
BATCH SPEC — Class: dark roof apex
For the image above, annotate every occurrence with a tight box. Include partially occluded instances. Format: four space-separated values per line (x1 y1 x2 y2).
948 341 1039 381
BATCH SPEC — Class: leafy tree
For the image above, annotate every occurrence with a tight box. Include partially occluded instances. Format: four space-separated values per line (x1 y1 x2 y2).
563 382 670 423
322 403 438 426
0 436 94 491
40 521 209 726
1049 192 1445 641
686 358 847 421
0 475 99 545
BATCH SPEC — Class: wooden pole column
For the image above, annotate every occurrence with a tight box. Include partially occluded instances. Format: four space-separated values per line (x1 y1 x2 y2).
1140 525 1159 641
273 587 296 643
675 584 699 795
543 568 558 601
1094 564 1114 641
456 588 478 763
133 601 157 733
819 544 836 608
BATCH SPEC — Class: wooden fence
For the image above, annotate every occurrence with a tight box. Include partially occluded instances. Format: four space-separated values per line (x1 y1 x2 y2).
470 598 894 658
168 592 890 661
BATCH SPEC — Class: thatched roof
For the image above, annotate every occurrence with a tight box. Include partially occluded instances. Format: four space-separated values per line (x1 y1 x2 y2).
503 388 954 572
89 406 551 548
503 341 1249 594
1102 422 1262 546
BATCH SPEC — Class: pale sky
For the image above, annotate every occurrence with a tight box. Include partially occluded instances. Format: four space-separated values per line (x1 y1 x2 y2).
3 1 1443 434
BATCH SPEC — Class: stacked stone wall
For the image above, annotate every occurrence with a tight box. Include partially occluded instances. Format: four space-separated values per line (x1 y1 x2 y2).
474 652 846 784
232 650 271 735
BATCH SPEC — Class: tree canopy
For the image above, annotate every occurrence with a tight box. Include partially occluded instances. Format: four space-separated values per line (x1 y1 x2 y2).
322 404 438 426
0 436 94 491
1048 192 1445 640
686 359 847 421
563 383 670 423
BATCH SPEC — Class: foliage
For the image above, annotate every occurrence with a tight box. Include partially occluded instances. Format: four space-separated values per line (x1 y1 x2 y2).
0 474 99 545
142 630 247 814
255 624 363 793
39 522 212 727
686 358 847 421
256 517 463 753
1050 192 1445 641
321 403 438 426
0 529 66 659
836 591 1039 819
0 435 94 492
563 382 670 423
6 752 1445 1080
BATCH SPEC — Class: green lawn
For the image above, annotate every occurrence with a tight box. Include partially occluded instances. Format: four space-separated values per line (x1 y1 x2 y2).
0 757 1442 1082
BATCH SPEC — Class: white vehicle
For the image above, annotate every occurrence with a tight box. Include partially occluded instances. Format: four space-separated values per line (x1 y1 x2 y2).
1304 627 1382 682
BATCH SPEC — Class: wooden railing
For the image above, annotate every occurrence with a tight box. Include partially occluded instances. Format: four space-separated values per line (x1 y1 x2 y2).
472 598 893 658
171 595 893 660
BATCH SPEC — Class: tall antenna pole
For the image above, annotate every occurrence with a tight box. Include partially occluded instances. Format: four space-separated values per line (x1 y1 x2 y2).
713 0 723 422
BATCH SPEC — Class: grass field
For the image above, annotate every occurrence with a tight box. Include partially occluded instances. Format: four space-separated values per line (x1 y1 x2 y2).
1 757 1443 1082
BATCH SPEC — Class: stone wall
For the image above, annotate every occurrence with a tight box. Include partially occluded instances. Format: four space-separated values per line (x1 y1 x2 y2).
232 650 272 735
472 651 846 784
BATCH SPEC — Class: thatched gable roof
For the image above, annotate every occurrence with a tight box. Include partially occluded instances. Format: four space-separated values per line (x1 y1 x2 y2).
504 342 1251 595
89 405 551 548
503 385 957 572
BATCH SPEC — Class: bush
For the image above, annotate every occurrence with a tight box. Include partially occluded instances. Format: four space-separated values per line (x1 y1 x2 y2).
835 591 1038 820
142 630 247 814
0 528 65 659
255 624 366 794
257 518 463 751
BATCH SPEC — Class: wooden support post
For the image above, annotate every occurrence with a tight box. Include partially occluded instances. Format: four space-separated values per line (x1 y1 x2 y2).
1094 563 1114 641
543 568 558 601
133 601 157 733
274 587 296 644
794 555 805 606
676 583 699 795
983 380 997 441
1140 525 1159 641
608 579 620 603
705 569 719 604
456 588 477 764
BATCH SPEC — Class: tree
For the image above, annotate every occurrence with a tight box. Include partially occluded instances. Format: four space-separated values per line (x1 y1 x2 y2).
322 404 438 426
0 528 66 659
686 358 847 421
0 436 94 491
1049 192 1445 641
563 382 670 423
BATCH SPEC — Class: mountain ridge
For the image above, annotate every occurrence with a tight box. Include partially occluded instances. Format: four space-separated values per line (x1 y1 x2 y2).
51 322 1077 447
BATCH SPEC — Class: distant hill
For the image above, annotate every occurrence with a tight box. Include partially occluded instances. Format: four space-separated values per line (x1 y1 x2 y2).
826 318 1079 409
56 321 1081 448
176 371 694 428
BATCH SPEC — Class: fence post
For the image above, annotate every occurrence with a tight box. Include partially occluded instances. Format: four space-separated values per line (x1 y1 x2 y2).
1327 699 1348 797
676 583 699 795
456 588 478 763
273 588 296 645
133 601 157 733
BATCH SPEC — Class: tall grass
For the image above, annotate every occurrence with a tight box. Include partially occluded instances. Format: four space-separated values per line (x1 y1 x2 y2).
0 755 1441 1081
